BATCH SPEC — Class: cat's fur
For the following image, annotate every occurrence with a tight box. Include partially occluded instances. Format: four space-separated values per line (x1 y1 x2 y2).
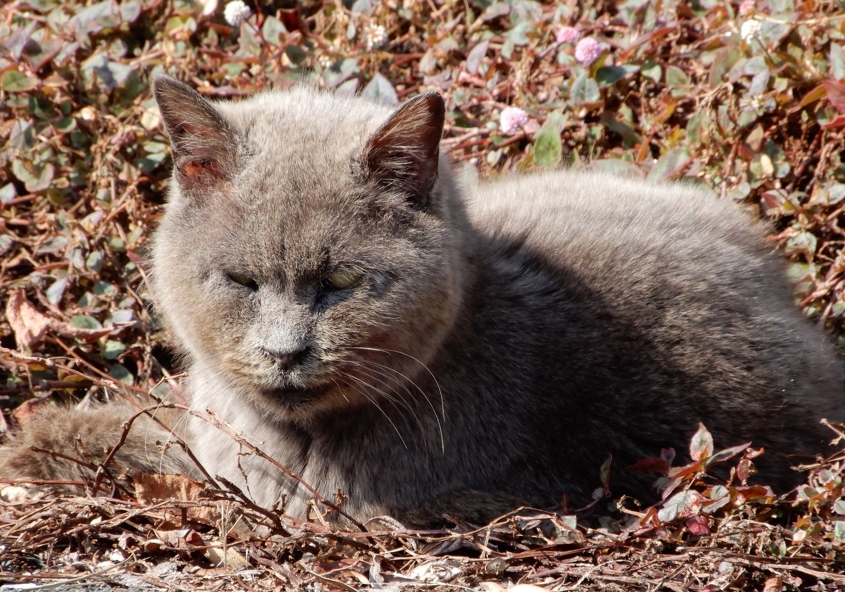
2 76 843 526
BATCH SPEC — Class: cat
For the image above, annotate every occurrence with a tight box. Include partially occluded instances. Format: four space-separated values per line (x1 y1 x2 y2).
1 75 843 526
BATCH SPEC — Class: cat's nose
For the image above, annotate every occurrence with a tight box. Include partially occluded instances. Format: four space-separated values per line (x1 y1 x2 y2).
263 346 310 372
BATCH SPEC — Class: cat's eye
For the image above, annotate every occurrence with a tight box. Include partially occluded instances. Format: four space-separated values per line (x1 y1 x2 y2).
227 272 259 291
322 269 363 290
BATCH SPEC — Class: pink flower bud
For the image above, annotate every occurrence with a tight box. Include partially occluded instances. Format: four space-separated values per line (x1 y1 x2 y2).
555 26 581 44
738 0 756 16
574 37 602 66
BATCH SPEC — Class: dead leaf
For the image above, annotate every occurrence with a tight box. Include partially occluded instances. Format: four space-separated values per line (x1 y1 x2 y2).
133 472 219 524
11 397 54 426
5 290 111 348
206 546 249 569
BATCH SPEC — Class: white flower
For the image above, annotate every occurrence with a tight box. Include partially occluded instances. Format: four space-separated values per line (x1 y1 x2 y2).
224 0 251 27
200 0 218 16
499 106 528 135
318 55 333 69
364 24 388 51
740 19 762 42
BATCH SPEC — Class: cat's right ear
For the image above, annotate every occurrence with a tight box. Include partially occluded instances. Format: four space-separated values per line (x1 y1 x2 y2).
152 75 236 191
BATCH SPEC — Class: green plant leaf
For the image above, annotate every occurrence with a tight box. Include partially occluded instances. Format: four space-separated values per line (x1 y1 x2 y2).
0 183 17 205
70 315 103 330
12 160 54 192
571 71 600 103
831 44 845 80
108 363 134 385
261 15 287 46
665 65 689 86
533 125 562 168
647 147 689 181
785 231 817 258
101 339 126 360
323 58 357 87
641 60 661 82
362 73 398 105
596 66 627 86
1 70 38 92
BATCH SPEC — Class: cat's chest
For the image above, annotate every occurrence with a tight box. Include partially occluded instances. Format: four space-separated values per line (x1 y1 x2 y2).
185 372 379 513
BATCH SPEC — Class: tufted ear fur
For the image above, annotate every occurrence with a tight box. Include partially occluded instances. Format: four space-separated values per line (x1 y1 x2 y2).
359 91 445 210
152 75 237 192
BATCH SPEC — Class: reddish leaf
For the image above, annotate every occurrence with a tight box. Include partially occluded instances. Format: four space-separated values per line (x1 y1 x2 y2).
667 462 702 480
734 485 774 504
736 458 754 483
703 441 752 468
745 447 765 459
823 114 845 129
659 476 685 501
134 472 220 524
823 79 845 115
791 83 826 112
465 40 489 75
184 530 204 546
689 423 714 461
627 457 671 473
685 515 710 535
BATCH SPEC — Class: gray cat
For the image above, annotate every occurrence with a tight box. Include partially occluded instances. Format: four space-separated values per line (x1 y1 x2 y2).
2 76 843 526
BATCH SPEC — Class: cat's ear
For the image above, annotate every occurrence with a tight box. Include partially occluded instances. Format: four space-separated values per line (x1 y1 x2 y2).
359 91 445 209
152 75 236 191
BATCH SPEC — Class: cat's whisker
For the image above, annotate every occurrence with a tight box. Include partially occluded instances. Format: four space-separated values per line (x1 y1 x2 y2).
341 369 419 427
341 358 443 449
338 375 409 449
348 346 444 413
340 360 416 413
329 377 351 405
363 359 445 454
347 346 445 453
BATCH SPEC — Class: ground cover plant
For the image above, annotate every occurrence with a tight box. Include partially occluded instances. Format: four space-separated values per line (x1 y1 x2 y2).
1 0 845 589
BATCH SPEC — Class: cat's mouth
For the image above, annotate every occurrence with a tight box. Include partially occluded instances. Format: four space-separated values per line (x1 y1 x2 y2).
259 383 332 408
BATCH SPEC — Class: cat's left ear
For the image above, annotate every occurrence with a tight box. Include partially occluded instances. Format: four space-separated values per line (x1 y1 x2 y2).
359 92 445 209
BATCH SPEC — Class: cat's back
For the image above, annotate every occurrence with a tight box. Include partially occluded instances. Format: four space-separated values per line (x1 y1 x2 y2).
463 170 843 438
466 170 809 327
469 170 770 284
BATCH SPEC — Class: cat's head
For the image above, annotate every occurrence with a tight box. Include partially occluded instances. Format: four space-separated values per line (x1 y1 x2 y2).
150 76 469 422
